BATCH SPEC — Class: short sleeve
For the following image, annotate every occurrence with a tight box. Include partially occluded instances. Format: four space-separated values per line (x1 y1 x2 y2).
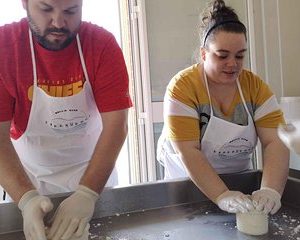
93 36 132 112
164 68 202 141
0 75 14 121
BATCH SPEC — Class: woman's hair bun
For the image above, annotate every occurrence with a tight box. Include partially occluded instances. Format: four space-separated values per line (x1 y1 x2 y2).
210 0 239 22
199 0 246 47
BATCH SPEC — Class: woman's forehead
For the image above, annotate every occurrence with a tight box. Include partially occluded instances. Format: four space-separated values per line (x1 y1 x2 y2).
29 0 82 7
208 31 247 50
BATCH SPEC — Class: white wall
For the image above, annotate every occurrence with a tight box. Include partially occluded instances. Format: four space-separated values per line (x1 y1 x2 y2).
250 0 300 170
250 0 300 98
278 0 300 96
144 0 248 102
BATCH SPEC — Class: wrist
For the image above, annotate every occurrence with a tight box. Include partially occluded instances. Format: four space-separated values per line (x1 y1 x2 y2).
77 185 99 203
215 190 230 203
18 190 39 210
260 187 281 198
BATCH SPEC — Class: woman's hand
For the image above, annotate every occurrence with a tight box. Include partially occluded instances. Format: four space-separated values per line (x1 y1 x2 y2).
216 190 254 213
278 122 300 154
252 187 281 215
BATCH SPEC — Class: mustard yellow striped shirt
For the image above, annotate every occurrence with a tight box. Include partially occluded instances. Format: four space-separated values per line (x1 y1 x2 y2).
164 64 284 141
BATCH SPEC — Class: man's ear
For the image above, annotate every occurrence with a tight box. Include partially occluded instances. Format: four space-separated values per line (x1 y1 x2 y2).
200 47 206 62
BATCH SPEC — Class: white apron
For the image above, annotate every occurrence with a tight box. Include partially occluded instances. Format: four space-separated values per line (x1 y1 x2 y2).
158 69 257 179
10 30 117 196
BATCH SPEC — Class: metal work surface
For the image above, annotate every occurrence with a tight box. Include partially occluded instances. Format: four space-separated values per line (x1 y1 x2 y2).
1 171 300 240
0 171 260 235
2 202 300 240
88 202 300 240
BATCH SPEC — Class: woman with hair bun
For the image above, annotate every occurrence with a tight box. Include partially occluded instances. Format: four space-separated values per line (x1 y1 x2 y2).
157 0 289 215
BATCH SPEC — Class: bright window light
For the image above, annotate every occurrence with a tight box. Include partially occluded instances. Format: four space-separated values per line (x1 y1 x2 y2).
0 1 25 25
82 0 121 44
0 0 121 43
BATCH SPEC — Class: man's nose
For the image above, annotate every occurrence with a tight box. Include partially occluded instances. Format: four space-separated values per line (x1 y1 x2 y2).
51 13 66 29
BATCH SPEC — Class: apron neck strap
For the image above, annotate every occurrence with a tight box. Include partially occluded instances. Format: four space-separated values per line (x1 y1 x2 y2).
29 29 38 86
76 34 90 83
28 30 90 87
202 66 251 117
202 66 214 114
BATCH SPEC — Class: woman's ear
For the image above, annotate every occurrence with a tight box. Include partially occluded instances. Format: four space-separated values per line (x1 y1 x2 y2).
21 0 28 10
200 47 206 62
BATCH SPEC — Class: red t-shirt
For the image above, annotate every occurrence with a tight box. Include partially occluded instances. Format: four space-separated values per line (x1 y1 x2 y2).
0 19 132 139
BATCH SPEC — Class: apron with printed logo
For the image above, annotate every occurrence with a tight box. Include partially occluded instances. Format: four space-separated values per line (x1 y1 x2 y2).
11 30 117 195
159 68 257 179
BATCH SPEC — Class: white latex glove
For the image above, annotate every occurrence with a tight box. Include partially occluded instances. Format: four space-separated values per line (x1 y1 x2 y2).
278 122 300 154
45 223 90 240
18 190 54 240
47 185 99 240
216 190 254 213
252 187 281 215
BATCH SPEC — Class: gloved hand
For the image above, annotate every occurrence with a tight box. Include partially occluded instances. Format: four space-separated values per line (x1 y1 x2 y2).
278 122 300 154
45 223 90 240
47 185 99 240
216 190 254 213
252 187 281 215
18 190 54 240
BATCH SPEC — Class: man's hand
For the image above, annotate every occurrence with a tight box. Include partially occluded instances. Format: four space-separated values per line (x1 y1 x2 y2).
216 190 254 213
47 185 99 240
18 190 53 240
45 224 90 240
252 187 281 215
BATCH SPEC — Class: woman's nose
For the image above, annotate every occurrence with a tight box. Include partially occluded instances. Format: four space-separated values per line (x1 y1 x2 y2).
227 57 238 67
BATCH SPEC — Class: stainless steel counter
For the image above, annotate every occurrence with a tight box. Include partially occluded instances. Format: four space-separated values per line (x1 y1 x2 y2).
89 202 300 240
1 171 300 240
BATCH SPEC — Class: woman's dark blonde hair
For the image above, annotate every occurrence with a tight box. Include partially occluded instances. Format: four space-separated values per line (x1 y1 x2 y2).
200 0 247 47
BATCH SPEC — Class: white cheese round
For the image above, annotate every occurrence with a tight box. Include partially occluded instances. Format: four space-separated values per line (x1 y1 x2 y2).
236 210 268 235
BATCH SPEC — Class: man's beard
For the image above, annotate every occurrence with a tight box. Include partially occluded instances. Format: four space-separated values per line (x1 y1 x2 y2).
27 14 78 51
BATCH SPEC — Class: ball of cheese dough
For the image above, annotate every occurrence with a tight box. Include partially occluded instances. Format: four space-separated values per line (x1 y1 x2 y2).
236 210 268 235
